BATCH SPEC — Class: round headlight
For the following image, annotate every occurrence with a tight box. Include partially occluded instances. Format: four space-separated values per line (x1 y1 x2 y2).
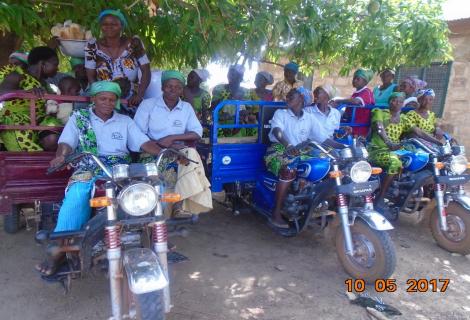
450 155 468 175
350 161 372 183
118 183 158 216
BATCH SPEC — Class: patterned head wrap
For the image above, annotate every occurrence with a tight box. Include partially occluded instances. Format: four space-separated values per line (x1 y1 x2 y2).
70 57 84 69
229 65 245 76
402 76 427 90
161 70 186 85
388 91 405 102
98 9 128 28
193 69 210 82
416 88 435 99
353 68 374 83
318 84 338 99
284 62 299 74
403 97 418 106
90 81 122 109
256 71 274 85
9 51 28 65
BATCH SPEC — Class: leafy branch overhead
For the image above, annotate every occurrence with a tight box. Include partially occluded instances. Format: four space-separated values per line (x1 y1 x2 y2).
0 0 452 74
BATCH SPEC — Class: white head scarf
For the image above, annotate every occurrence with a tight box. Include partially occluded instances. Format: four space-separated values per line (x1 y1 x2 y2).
193 69 210 82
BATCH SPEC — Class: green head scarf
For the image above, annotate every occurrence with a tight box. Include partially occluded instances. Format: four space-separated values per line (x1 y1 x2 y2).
98 9 127 28
354 68 374 84
161 70 186 85
90 81 122 110
70 57 84 69
388 91 405 103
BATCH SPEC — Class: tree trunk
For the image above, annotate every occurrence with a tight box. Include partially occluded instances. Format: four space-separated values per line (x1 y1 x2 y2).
0 32 22 67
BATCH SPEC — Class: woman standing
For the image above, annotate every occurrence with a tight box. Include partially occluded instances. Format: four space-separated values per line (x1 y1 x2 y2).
251 71 274 101
183 69 211 123
0 46 61 151
373 69 397 107
334 68 375 137
84 9 151 107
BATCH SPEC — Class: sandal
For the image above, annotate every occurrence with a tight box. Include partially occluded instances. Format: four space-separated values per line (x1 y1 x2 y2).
172 208 192 219
35 249 65 276
268 218 289 229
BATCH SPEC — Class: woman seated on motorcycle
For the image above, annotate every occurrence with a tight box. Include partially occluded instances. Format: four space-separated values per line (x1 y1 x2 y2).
0 46 62 151
134 70 213 217
305 84 344 141
36 81 161 276
405 89 445 144
265 89 340 229
368 92 412 216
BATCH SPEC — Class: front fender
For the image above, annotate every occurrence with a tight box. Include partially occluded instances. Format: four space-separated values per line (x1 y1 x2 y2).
450 194 470 211
123 248 168 294
352 209 394 231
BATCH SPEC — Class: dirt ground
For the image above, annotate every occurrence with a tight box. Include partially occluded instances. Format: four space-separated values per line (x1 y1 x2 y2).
1 204 470 320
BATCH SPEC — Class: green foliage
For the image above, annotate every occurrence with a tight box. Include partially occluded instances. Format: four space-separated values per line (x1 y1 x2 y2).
0 0 452 74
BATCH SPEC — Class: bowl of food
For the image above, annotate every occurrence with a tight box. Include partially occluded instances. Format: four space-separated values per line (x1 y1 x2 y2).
58 39 87 58
51 20 92 58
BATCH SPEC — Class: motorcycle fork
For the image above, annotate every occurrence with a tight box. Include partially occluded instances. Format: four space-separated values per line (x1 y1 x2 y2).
432 159 448 232
152 187 171 313
104 182 123 320
333 164 354 256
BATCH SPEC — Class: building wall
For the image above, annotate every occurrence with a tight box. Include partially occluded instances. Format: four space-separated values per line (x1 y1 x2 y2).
260 18 470 151
441 20 470 151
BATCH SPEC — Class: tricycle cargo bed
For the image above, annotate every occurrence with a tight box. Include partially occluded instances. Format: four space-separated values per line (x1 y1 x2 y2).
0 152 71 215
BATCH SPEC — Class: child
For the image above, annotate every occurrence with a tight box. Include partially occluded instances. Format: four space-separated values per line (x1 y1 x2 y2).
46 76 81 124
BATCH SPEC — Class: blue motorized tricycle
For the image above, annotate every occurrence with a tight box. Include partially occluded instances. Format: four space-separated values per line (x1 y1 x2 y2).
197 100 396 282
339 104 470 254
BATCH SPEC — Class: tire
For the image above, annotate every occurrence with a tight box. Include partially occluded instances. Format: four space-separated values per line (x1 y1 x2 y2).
3 205 21 234
135 290 165 320
336 220 396 283
430 202 470 254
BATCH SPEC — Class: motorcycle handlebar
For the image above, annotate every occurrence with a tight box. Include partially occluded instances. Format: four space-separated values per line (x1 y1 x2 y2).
46 152 112 178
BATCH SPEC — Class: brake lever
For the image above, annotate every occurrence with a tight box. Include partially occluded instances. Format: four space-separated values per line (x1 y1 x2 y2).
167 148 198 164
46 153 84 175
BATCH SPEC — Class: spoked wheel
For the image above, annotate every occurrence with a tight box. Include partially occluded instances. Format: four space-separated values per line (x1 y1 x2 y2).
430 202 470 254
336 220 396 283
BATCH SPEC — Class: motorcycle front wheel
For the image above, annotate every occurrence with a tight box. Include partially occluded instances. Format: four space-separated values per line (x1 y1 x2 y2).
336 220 396 283
122 270 165 320
430 201 470 255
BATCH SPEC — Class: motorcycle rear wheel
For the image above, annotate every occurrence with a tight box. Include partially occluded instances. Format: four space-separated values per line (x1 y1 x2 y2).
336 220 396 283
430 202 470 255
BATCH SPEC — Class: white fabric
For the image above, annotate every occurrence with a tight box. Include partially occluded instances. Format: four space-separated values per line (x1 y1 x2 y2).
59 108 149 155
174 148 212 214
134 96 203 140
304 104 341 141
268 109 326 145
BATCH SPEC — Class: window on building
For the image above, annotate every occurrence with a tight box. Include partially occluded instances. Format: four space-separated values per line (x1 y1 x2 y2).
396 61 453 117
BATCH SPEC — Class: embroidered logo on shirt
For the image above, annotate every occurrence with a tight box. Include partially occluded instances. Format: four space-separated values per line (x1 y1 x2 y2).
173 120 183 127
112 132 124 140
